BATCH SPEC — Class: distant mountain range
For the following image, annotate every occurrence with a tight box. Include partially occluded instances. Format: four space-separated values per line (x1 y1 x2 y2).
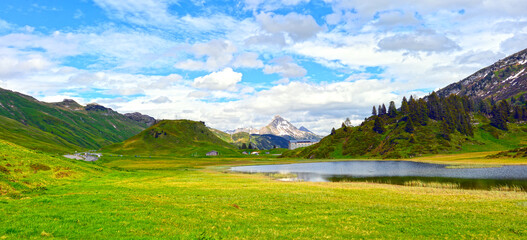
226 115 321 140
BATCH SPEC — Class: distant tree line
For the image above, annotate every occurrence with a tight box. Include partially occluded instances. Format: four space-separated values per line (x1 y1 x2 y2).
368 92 527 139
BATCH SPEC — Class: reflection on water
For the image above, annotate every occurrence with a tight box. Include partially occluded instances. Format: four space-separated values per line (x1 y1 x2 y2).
230 161 527 191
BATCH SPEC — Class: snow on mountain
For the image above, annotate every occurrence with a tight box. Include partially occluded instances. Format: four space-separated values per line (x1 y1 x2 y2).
225 115 321 140
436 48 527 101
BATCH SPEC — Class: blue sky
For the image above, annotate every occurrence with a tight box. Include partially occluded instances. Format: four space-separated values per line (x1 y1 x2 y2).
0 0 526 134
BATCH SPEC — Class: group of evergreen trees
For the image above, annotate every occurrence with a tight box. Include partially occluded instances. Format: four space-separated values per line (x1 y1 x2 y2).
369 92 527 139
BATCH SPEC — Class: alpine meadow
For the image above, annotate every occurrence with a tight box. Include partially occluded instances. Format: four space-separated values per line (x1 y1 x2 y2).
1 1 527 239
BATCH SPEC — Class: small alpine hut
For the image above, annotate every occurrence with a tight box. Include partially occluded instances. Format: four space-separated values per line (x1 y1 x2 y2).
206 150 219 156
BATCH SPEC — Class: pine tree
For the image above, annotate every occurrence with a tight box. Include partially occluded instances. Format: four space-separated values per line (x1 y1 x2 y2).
241 143 247 149
401 97 410 115
439 119 451 140
427 92 441 120
381 104 387 115
404 117 415 133
373 116 385 134
372 106 377 116
331 127 336 135
388 101 397 118
491 103 508 131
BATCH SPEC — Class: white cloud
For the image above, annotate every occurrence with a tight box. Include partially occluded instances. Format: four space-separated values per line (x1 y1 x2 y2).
378 30 460 53
175 39 237 71
0 54 53 78
263 56 307 78
255 12 323 42
455 50 505 65
500 34 527 55
193 68 242 91
373 11 419 29
232 52 264 68
150 96 172 103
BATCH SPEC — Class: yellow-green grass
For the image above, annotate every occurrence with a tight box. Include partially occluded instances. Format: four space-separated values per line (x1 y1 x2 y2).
1 166 527 239
2 143 527 239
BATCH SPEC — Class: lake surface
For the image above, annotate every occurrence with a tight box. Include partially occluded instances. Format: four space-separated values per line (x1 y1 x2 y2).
230 161 527 191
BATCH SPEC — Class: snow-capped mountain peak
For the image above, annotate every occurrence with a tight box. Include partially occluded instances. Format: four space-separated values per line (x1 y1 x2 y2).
226 115 321 140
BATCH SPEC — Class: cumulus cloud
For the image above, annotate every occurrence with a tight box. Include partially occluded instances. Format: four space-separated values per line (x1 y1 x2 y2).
193 68 242 91
232 52 264 68
378 30 460 53
244 33 287 47
263 56 307 78
175 39 237 71
373 11 419 29
0 54 53 78
255 12 323 42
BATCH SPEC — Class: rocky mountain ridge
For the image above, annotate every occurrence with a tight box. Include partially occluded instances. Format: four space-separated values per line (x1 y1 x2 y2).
227 115 320 140
436 48 527 100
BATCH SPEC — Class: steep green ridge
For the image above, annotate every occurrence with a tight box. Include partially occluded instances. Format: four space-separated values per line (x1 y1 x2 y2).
0 88 147 152
0 139 104 196
103 120 239 156
0 115 82 153
210 128 289 150
284 94 527 159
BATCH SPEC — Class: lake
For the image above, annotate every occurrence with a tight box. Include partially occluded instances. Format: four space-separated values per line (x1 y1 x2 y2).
230 161 527 191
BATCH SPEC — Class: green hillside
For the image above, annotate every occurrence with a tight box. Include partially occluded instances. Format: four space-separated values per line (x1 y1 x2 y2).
103 120 240 157
210 129 289 149
284 94 527 159
0 139 104 196
0 88 147 152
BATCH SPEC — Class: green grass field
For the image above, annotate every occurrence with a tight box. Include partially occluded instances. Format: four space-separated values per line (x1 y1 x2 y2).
2 141 527 239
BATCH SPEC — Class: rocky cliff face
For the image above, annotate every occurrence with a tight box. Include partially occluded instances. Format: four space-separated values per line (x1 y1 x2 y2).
124 112 157 127
436 48 527 101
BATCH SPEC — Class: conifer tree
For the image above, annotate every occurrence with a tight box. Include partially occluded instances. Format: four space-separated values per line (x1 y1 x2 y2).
439 119 451 140
401 97 409 115
373 116 385 134
248 142 253 149
427 92 441 120
241 143 247 149
331 127 336 135
372 106 377 116
491 103 508 131
405 117 415 133
380 104 387 115
388 101 397 118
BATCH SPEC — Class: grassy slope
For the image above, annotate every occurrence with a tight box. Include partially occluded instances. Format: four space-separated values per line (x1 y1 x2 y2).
0 88 146 151
284 113 527 159
0 139 105 197
210 129 290 150
103 120 240 157
0 115 81 153
1 155 527 239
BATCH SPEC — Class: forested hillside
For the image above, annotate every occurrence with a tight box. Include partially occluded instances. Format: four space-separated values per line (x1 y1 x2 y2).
283 93 527 159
